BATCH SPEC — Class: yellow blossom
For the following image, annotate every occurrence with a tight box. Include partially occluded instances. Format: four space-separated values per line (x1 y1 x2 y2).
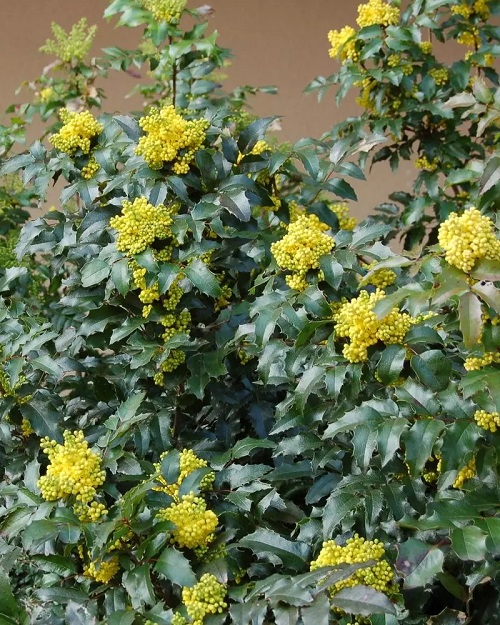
181 574 227 625
474 409 500 433
157 493 218 549
139 0 187 22
271 213 334 291
136 105 208 173
453 457 476 488
357 0 400 28
110 197 174 256
333 289 415 362
40 18 97 63
310 535 396 617
50 109 103 155
438 208 500 273
328 27 359 63
38 430 105 504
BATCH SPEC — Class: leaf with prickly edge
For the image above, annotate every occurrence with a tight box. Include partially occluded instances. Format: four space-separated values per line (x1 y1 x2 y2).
403 419 445 476
239 528 310 571
154 547 197 587
377 345 406 385
377 418 409 468
322 492 358 537
410 350 452 392
439 421 480 473
459 291 483 348
185 258 222 297
396 539 444 589
451 526 487 561
330 585 397 616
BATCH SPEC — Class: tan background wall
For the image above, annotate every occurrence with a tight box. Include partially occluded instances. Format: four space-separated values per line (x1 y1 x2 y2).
0 1 418 216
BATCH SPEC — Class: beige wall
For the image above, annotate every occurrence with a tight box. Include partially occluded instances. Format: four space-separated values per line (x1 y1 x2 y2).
1 2 417 216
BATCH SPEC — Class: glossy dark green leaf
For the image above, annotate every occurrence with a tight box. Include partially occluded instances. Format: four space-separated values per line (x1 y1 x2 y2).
0 568 22 619
377 418 409 467
185 259 222 297
451 526 487 561
330 585 397 616
154 547 197 587
239 528 310 570
122 564 155 608
411 350 451 392
377 345 406 385
403 419 445 476
238 117 278 153
322 492 358 537
459 292 483 348
396 539 444 588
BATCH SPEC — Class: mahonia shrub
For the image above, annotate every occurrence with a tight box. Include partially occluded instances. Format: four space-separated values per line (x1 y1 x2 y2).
0 1 499 625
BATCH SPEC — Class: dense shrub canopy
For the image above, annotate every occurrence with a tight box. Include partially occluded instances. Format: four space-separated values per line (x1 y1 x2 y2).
0 1 499 624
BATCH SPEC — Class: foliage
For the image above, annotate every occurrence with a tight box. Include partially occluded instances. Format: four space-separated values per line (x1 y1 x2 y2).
0 1 499 625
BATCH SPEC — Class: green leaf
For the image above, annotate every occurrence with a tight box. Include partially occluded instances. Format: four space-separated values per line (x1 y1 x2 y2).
20 393 61 441
377 345 406 385
351 223 391 248
81 259 111 287
439 421 480 473
476 518 500 555
396 539 444 589
396 379 440 415
377 418 409 467
322 492 358 537
319 256 343 289
185 259 222 297
122 564 156 609
330 585 397 616
238 117 278 153
459 292 483 348
323 406 383 439
470 259 500 282
451 526 487 561
403 419 445 476
472 281 500 313
239 528 310 570
154 547 197 587
295 366 325 412
352 424 378 471
114 115 141 141
300 593 330 625
0 568 21 619
231 437 277 459
273 605 299 625
410 350 452 392
111 259 131 295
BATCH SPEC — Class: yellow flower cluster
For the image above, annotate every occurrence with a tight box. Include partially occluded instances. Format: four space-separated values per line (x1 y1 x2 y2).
438 208 500 273
50 109 103 155
139 0 187 22
154 450 217 551
40 18 97 63
356 0 400 28
40 87 55 103
453 457 476 488
333 289 414 362
452 0 490 19
136 105 209 173
429 67 449 86
154 448 215 498
464 352 500 371
38 430 106 505
110 197 174 256
237 139 270 164
310 535 395 602
157 493 218 549
415 156 439 172
81 156 99 180
182 574 227 625
474 409 500 433
360 263 397 288
271 214 334 291
21 418 35 438
419 41 433 54
458 29 480 47
330 202 357 231
83 556 120 584
328 27 359 63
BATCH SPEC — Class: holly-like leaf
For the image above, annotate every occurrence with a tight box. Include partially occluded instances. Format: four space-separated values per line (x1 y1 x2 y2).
396 539 444 588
